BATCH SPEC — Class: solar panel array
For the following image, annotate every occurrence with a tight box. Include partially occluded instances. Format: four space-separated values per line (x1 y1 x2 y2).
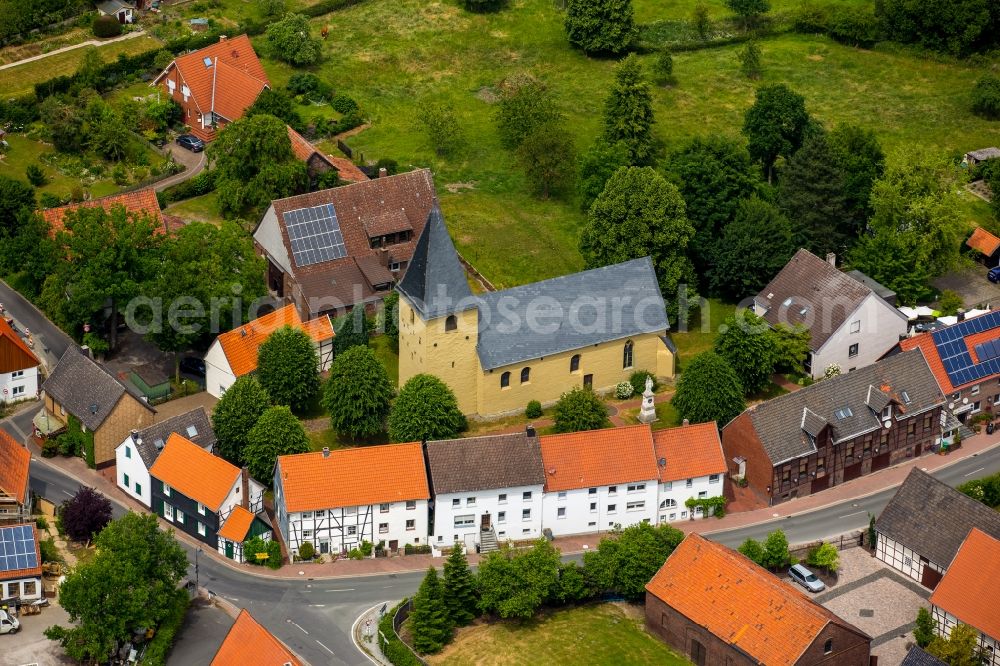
284 203 347 268
0 525 37 573
932 311 1000 387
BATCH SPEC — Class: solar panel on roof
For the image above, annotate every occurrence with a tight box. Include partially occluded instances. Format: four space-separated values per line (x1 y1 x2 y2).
284 203 347 268
0 525 37 572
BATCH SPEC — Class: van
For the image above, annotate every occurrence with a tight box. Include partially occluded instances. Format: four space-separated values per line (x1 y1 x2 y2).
789 564 825 593
0 609 19 635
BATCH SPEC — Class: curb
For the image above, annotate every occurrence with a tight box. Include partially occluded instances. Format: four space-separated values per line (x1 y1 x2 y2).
351 601 393 666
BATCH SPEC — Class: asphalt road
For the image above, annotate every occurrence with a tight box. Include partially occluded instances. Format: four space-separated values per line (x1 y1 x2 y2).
21 442 1000 666
0 279 74 368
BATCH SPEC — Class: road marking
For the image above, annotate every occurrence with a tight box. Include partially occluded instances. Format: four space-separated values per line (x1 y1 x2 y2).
326 588 355 592
288 620 309 635
838 510 866 519
62 490 74 497
964 467 986 477
382 585 394 589
316 640 335 655
309 604 326 607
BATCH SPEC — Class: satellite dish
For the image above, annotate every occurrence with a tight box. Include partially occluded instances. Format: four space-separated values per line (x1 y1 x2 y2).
948 402 955 409
883 421 891 429
962 398 969 404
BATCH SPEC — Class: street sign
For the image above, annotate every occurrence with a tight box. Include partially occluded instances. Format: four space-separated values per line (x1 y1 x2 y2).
379 603 387 615
255 552 270 560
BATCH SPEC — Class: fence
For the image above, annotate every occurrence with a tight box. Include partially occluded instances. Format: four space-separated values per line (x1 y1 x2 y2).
383 599 429 666
790 529 866 562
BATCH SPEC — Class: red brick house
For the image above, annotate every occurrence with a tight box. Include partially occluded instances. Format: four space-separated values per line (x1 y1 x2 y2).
646 534 871 666
39 188 180 236
152 34 269 142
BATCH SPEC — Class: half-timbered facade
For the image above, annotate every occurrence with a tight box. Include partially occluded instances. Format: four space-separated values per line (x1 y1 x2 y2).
273 443 430 556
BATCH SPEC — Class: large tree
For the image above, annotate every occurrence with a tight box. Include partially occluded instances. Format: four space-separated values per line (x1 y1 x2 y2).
665 135 759 274
494 75 562 150
671 351 745 425
257 325 320 413
38 97 84 154
726 0 770 29
710 196 795 300
877 0 996 56
477 540 561 620
247 87 303 128
583 523 684 600
243 405 311 482
826 123 885 239
0 211 58 299
564 0 636 55
409 567 453 654
211 375 271 464
265 13 322 65
517 121 577 199
388 374 465 443
442 545 478 627
602 54 655 165
0 175 35 238
209 113 309 217
580 166 697 317
742 84 811 183
322 345 394 440
577 139 631 212
553 386 610 433
45 513 187 663
714 310 779 395
60 487 113 543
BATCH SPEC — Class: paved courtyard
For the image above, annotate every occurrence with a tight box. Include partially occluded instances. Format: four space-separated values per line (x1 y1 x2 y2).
933 264 1000 309
3 601 75 666
815 547 929 666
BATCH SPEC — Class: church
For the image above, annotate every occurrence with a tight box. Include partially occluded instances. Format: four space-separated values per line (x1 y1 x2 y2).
397 204 676 418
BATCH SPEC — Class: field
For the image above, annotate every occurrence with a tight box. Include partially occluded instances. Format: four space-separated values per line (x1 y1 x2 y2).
424 603 690 666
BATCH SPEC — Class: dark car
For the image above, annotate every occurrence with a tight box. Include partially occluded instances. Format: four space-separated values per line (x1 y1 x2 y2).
180 357 206 377
989 266 1000 284
176 134 205 152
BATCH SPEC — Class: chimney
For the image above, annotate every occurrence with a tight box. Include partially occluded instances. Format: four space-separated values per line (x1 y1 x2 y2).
526 424 536 438
241 467 250 509
682 418 690 427
130 429 138 440
958 309 966 322
80 345 93 359
379 246 389 268
219 34 227 41
322 447 330 458
826 252 836 267
378 167 388 178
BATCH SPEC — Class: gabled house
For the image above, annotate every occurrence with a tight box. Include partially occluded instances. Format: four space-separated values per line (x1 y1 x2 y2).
721 350 944 505
966 227 1000 267
875 468 1000 589
204 304 335 398
754 249 908 378
539 424 661 537
425 428 546 551
96 0 133 23
253 169 436 319
273 443 430 556
114 408 216 508
39 188 178 236
152 34 269 142
0 316 39 405
652 421 727 523
287 125 337 181
645 533 871 666
0 431 30 523
148 433 268 561
41 347 155 469
928 528 1000 666
211 609 303 666
0 523 43 602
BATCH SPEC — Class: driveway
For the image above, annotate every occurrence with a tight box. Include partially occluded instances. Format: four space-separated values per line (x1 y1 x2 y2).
155 141 207 192
932 264 1000 309
3 600 75 666
166 597 234 666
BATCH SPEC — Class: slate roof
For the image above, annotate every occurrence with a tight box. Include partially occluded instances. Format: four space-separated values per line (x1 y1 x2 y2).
966 227 1000 256
739 350 942 464
539 424 659 492
846 269 896 302
929 528 1000 640
426 432 545 495
211 609 302 666
130 408 215 469
877 469 1000 568
652 421 726 482
397 202 474 320
42 347 153 431
0 430 30 507
646 534 869 666
149 433 242 512
476 257 669 371
900 647 947 666
755 249 874 351
40 189 166 235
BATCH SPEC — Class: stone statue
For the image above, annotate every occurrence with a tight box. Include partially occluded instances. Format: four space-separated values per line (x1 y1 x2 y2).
638 376 658 424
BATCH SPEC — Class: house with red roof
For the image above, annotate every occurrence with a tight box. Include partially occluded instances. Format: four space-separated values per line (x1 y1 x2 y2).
39 188 177 237
645 533 871 666
203 304 335 398
0 317 39 406
0 430 31 523
152 34 269 142
0 523 43 602
653 420 727 523
929 528 1000 666
211 609 303 666
966 227 1000 267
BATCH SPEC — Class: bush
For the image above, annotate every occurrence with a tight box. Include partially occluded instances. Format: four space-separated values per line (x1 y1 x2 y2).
615 382 634 399
553 387 610 433
92 15 123 38
791 2 829 33
806 542 840 573
331 93 359 114
525 400 543 419
379 600 423 666
36 516 49 530
139 589 189 666
404 543 432 555
25 164 47 186
39 537 60 563
652 50 675 86
628 370 657 396
41 438 59 457
298 541 315 560
972 75 1000 120
287 72 332 100
163 169 216 202
827 6 882 48
938 289 963 317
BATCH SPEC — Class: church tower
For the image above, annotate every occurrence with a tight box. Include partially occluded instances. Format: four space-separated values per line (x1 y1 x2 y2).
396 203 481 415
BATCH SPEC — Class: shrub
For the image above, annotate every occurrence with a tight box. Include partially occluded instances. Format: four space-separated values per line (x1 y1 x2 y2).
331 93 359 114
41 438 59 457
628 370 657 396
914 607 936 648
25 164 47 186
525 400 543 419
379 600 423 666
806 542 840 573
163 169 216 202
615 382 634 399
652 50 675 86
57 432 79 456
791 2 829 33
36 516 49 530
92 15 123 38
461 0 507 11
827 6 882 48
972 75 1000 120
938 289 963 317
139 589 189 666
39 538 60 563
553 387 610 433
298 541 315 560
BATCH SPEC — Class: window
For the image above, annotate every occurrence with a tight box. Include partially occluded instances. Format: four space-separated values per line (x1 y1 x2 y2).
406 500 416 510
663 481 672 491
588 487 597 495
316 510 325 518
406 519 415 530
523 491 532 501
520 367 531 383
681 510 688 518
952 391 961 400
454 515 474 528
163 484 171 497
660 499 677 509
498 493 507 503
135 482 141 495
608 486 617 495
669 513 676 521
467 497 476 506
907 420 916 435
379 523 389 533
11 386 23 396
303 530 312 538
817 456 825 470
709 474 719 484
452 498 460 507
824 639 832 655
881 405 892 420
589 521 597 527
557 507 566 518
500 372 510 389
834 407 853 420
347 526 357 536
303 511 314 519
10 370 23 379
522 509 531 521
607 504 616 513
799 459 808 475
627 483 645 492
850 320 861 333
627 501 644 511
589 502 597 512
164 504 174 520
901 390 912 405
698 491 707 499
123 473 130 487
846 444 855 459
623 340 634 369
522 528 530 535
390 261 401 272
685 478 693 488
380 503 390 513
971 385 981 396
498 511 506 522
849 343 859 358
557 491 567 499
445 315 457 332
570 354 580 372
197 522 206 536
973 400 982 413
197 503 206 516
125 446 131 459
22 580 35 596
176 510 184 524
783 467 792 481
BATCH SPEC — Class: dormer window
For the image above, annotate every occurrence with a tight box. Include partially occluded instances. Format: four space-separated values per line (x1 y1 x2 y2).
881 405 892 420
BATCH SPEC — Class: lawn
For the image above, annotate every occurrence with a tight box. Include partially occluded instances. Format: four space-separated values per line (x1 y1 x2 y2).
424 603 690 666
672 298 737 371
164 192 223 224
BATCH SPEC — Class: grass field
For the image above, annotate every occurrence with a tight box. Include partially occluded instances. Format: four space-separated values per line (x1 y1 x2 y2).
164 192 223 224
424 603 690 666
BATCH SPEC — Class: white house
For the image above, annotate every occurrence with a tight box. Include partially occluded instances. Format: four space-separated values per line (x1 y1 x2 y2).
96 0 134 23
754 249 908 379
273 443 430 556
0 318 39 405
929 528 1000 666
114 408 216 508
538 425 660 538
204 304 335 398
425 429 545 551
652 420 727 523
0 523 42 601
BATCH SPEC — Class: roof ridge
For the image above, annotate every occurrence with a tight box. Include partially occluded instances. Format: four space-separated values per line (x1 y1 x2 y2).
268 168 432 206
488 256 655 299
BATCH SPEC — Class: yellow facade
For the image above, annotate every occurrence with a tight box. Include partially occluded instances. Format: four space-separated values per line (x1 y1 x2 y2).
399 297 675 418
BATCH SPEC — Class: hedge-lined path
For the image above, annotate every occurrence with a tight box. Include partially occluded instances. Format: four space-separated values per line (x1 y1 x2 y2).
0 30 148 72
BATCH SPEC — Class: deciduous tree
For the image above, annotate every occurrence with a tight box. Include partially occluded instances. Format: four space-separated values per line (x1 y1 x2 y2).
247 88 302 128
714 310 779 395
564 0 636 55
583 523 684 600
410 567 453 654
0 175 35 237
710 196 794 299
726 0 770 29
494 75 562 150
517 121 577 199
671 351 745 425
60 487 112 543
553 386 610 433
806 542 840 573
927 623 983 666
742 83 811 183
257 325 320 413
914 607 936 648
577 139 631 212
762 529 790 570
322 345 393 439
243 405 310 482
602 54 655 165
388 374 466 443
478 540 561 619
212 375 271 464
420 102 465 157
738 538 765 565
826 123 885 237
972 74 1000 119
265 13 322 66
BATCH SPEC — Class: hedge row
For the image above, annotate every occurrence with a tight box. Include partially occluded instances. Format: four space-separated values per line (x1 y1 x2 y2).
161 169 216 204
378 600 423 666
139 589 190 666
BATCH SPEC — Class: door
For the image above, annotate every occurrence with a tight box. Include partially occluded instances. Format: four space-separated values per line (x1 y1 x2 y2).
843 462 863 483
811 475 830 494
914 443 922 457
224 540 234 559
388 540 398 553
480 513 491 530
583 374 593 389
871 452 891 472
920 560 943 589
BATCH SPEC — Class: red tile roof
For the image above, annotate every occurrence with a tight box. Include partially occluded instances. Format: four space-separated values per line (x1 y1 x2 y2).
149 433 241 512
899 310 1000 392
929 528 1000 640
966 227 1000 256
0 316 39 374
286 125 334 169
211 609 302 666
327 156 369 183
0 523 42 582
653 421 726 482
539 424 659 492
277 443 430 513
215 304 334 378
217 505 255 542
40 188 165 235
647 534 867 666
0 430 30 507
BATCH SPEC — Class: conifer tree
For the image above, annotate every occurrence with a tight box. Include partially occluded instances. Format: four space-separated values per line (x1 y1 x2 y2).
409 567 453 654
602 54 655 165
443 545 478 626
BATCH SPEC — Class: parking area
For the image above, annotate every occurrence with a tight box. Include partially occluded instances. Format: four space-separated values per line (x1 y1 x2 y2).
3 601 75 666
933 265 1000 309
813 547 930 665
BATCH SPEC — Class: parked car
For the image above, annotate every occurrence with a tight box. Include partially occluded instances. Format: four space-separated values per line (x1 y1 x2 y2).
989 266 1000 284
788 564 826 593
176 134 205 152
0 609 19 635
179 357 206 377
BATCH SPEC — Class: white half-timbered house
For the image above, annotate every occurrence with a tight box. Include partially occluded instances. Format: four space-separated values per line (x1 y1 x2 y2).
652 420 728 523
